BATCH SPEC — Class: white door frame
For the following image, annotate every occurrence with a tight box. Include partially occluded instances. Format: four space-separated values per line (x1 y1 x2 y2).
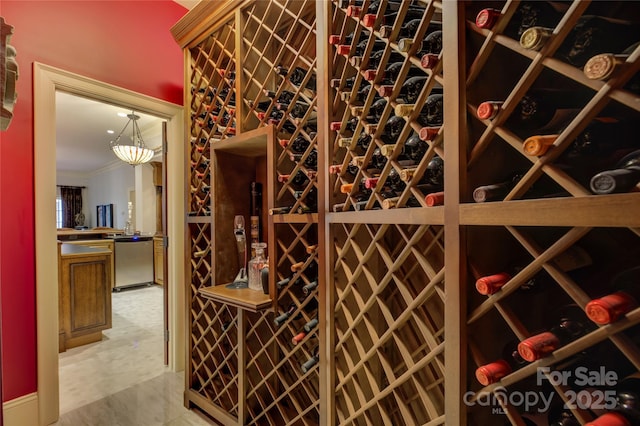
33 62 185 425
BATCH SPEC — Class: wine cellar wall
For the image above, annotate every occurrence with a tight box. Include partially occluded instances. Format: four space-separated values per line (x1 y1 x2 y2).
172 0 640 425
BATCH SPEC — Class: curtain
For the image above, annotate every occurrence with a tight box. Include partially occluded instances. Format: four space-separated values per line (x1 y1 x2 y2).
60 186 83 228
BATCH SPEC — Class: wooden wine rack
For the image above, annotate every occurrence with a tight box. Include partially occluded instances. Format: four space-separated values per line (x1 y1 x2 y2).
173 1 640 425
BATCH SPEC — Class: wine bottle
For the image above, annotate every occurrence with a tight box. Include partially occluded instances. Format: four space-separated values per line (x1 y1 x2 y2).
585 374 640 425
477 88 592 136
380 18 421 39
590 149 640 194
398 155 444 189
475 2 564 40
380 115 407 144
425 191 444 207
290 148 318 171
329 28 370 47
523 120 635 160
293 186 318 213
277 100 312 119
475 246 592 296
585 266 640 325
382 76 430 104
475 340 528 386
278 170 312 189
472 171 530 202
301 347 319 373
275 66 317 91
517 305 594 362
366 49 405 70
302 279 318 295
367 62 424 85
395 93 444 127
520 16 640 68
263 89 297 105
400 30 442 56
361 7 425 29
303 316 318 333
583 42 640 94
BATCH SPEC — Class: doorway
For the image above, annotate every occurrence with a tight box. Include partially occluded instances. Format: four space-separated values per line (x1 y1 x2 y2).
34 63 185 426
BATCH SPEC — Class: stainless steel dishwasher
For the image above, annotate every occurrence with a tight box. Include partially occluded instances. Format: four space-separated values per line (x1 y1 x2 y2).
113 235 154 291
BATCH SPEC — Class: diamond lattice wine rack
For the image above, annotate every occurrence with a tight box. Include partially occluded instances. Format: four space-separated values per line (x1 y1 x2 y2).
173 0 640 425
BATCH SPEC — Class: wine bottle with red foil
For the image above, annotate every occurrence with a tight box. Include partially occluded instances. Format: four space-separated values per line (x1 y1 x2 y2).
279 170 313 191
477 88 592 137
364 168 406 193
585 266 640 325
366 62 424 85
350 38 387 58
585 374 640 426
584 42 640 94
341 180 373 203
361 6 425 29
517 305 595 362
475 246 592 296
475 1 564 40
329 162 359 178
590 150 640 195
475 340 528 386
520 16 640 68
329 28 370 48
280 134 312 154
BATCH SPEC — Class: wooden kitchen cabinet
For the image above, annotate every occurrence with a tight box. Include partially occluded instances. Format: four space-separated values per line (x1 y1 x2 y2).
58 243 112 352
62 239 115 290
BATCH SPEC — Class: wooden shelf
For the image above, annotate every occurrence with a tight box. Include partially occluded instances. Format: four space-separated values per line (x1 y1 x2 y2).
460 193 640 227
212 124 273 156
199 285 272 313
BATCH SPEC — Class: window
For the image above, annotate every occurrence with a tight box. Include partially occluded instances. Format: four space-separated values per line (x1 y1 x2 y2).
56 196 63 228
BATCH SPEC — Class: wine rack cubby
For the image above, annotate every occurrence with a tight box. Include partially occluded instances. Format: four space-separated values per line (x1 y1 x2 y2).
173 0 640 424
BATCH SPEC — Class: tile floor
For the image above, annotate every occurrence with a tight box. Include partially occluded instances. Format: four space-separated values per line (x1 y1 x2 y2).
54 285 213 426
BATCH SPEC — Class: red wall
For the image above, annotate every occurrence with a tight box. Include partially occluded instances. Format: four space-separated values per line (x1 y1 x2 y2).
0 1 186 402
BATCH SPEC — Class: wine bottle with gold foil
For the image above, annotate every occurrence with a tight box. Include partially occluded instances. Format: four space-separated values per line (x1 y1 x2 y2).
520 16 640 68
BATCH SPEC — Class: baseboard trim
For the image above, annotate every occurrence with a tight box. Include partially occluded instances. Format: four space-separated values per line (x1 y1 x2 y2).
3 392 40 426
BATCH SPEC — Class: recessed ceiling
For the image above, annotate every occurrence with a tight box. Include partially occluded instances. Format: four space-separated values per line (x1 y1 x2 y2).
55 92 164 173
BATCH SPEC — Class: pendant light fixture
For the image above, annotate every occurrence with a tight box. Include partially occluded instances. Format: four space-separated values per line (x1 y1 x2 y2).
110 111 154 166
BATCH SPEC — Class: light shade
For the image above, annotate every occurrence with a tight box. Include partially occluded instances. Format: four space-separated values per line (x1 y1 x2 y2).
110 112 155 166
